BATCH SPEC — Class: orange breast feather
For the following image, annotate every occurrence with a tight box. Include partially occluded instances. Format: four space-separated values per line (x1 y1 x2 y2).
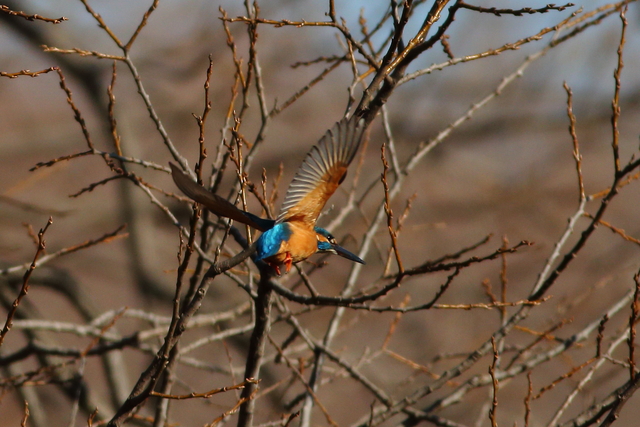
275 222 318 264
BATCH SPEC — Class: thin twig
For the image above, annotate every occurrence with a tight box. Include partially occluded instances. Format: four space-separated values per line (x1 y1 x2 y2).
459 1 574 16
0 66 58 78
563 82 585 201
0 225 128 276
0 5 67 23
610 5 627 175
150 379 258 400
0 218 52 347
488 337 499 427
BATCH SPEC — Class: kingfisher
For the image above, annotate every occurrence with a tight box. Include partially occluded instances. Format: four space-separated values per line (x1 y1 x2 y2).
170 116 366 275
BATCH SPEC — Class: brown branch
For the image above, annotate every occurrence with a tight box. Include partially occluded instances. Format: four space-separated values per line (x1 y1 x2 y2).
597 314 609 359
384 194 415 276
55 67 95 150
588 170 640 200
427 298 549 311
531 155 640 302
459 1 574 16
224 16 337 28
0 224 128 276
151 160 206 423
399 8 578 85
291 55 346 68
78 0 124 49
269 59 342 117
30 150 94 171
400 240 532 278
268 335 338 427
440 34 454 59
80 308 128 357
283 412 300 427
88 409 98 426
194 54 214 181
7 1 640 426
274 281 547 313
70 175 126 198
385 348 439 380
506 319 572 370
358 0 452 119
382 295 410 350
564 82 585 201
107 61 122 157
533 358 596 400
583 213 640 246
106 242 259 425
0 217 52 348
284 314 394 407
147 60 219 427
483 279 499 307
125 0 159 51
20 400 29 427
499 236 509 322
149 379 258 400
42 46 124 60
549 2 626 48
524 372 532 427
598 372 640 427
0 66 57 78
220 7 246 90
428 234 493 265
610 5 627 175
488 337 498 427
0 5 67 24
381 144 404 273
206 388 258 427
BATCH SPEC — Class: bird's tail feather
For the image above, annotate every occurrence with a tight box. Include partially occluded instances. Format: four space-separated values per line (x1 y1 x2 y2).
169 162 273 232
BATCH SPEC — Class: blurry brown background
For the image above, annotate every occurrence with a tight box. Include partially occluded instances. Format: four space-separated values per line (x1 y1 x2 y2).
2 1 640 426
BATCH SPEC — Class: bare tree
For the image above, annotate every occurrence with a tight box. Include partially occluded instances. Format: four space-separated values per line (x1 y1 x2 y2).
2 1 640 427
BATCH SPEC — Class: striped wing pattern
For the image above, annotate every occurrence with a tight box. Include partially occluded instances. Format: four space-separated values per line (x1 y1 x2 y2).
276 116 366 226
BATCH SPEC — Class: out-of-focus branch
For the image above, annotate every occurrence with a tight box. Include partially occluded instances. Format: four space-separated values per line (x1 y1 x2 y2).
107 243 258 426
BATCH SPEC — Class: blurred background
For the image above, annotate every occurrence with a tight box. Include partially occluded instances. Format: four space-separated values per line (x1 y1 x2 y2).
1 1 640 426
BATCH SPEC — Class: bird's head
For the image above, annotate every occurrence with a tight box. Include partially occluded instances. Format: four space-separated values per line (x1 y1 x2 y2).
314 227 365 264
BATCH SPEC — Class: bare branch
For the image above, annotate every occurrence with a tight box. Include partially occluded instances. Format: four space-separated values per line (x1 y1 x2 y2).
459 2 575 17
0 5 67 24
0 218 52 347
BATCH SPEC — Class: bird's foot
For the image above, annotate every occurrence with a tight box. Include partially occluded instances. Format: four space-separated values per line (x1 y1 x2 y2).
266 261 282 276
284 252 292 274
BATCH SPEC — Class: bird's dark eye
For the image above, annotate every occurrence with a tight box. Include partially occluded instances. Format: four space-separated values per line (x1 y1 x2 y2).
327 234 336 244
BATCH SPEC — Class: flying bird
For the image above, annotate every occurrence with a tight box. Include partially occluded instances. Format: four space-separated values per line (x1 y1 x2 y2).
170 116 366 275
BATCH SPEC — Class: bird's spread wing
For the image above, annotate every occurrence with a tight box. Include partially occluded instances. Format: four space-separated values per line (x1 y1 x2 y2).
170 163 274 232
276 116 366 226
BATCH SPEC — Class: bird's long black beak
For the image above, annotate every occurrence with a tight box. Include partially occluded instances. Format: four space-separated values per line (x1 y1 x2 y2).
332 244 365 264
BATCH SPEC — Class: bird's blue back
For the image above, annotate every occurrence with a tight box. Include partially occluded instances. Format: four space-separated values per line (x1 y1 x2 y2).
255 223 292 261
